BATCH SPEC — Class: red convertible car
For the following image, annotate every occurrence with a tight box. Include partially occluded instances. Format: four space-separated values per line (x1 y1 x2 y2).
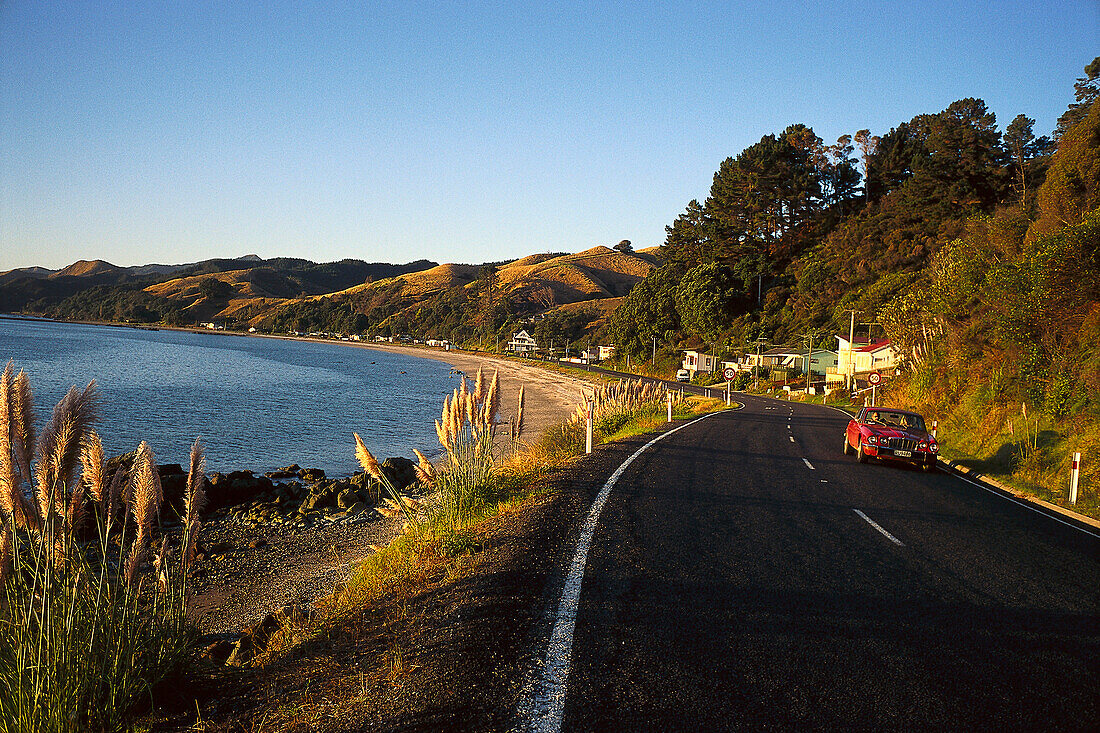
843 407 938 471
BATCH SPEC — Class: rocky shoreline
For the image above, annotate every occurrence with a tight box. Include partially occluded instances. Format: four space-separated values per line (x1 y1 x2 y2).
163 458 421 666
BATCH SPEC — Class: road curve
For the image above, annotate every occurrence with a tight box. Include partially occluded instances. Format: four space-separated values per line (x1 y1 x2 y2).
531 393 1099 731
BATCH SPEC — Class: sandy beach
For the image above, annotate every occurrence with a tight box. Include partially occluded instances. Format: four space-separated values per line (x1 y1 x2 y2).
354 342 596 438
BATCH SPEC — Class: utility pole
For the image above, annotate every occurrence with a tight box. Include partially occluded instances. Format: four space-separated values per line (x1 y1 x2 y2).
753 337 766 392
844 310 860 391
652 335 657 364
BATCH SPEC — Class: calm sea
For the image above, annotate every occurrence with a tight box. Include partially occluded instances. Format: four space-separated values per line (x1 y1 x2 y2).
0 317 458 477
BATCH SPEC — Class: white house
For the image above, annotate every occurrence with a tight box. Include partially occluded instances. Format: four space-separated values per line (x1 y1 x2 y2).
682 350 718 375
507 330 539 354
828 337 899 383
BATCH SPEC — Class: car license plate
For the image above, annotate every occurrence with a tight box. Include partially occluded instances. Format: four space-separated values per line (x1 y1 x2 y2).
893 449 912 458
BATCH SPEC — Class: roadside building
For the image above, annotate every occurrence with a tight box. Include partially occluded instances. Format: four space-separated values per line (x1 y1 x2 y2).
682 350 718 376
827 337 899 384
507 330 539 355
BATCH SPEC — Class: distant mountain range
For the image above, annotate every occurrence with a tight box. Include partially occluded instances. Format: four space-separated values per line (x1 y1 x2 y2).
0 246 660 337
0 255 439 315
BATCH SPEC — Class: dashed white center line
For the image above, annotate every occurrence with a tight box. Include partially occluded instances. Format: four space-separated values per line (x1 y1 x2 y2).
854 509 904 546
789 436 795 442
802 458 815 470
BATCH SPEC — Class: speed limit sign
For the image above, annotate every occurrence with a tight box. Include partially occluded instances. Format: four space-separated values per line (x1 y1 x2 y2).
868 372 881 385
723 367 736 380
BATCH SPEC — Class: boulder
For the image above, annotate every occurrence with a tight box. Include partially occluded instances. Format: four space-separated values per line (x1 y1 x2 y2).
342 501 367 517
381 457 417 491
337 488 357 510
299 467 326 483
206 472 275 510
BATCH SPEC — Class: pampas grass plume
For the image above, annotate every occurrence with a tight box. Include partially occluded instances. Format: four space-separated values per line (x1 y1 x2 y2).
354 433 385 481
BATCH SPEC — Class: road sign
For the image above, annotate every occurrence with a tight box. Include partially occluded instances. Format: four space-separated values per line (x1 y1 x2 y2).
723 367 736 380
868 372 881 385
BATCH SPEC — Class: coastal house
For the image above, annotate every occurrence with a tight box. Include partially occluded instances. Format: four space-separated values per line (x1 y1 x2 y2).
827 337 899 384
507 330 539 355
682 350 718 376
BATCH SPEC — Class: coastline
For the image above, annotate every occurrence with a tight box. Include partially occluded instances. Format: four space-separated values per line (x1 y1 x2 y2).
2 313 596 443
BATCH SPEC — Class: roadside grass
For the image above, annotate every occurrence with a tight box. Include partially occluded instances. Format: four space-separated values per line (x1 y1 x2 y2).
0 364 207 733
333 389 726 616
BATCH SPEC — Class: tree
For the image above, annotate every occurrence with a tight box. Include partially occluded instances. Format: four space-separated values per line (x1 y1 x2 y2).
1004 114 1054 206
197 277 233 300
605 265 681 356
674 262 739 342
1030 97 1100 241
854 129 880 198
1055 56 1100 141
613 240 634 253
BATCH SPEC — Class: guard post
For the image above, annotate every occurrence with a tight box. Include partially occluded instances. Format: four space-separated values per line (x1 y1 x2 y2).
1070 452 1081 505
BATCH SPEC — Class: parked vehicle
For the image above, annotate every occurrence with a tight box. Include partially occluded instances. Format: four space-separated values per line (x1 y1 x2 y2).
676 369 691 382
843 406 938 471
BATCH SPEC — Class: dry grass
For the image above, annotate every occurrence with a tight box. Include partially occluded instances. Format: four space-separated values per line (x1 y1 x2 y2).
0 362 208 732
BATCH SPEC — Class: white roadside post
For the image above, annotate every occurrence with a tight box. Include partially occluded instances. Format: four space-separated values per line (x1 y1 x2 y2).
585 400 594 455
667 390 673 423
726 381 731 406
1070 452 1081 505
932 420 938 439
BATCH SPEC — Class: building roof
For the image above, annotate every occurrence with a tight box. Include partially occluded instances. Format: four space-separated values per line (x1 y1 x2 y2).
855 339 893 353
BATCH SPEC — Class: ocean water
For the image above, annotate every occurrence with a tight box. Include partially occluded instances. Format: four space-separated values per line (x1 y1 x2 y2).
0 317 458 477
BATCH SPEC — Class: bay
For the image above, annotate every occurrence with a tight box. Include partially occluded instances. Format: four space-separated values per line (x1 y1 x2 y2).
0 317 458 477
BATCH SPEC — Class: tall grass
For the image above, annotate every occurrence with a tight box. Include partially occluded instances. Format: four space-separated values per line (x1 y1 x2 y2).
353 368 521 553
0 363 206 733
570 378 672 438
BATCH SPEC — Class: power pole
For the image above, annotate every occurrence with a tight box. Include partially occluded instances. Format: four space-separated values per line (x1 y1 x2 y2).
753 337 766 392
652 335 657 364
844 310 860 390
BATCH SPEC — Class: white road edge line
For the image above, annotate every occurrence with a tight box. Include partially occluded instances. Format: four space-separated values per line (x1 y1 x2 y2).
854 509 904 546
521 411 723 732
802 458 815 470
949 471 1100 540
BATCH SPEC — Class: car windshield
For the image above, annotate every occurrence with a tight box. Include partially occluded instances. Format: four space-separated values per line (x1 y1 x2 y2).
864 410 925 432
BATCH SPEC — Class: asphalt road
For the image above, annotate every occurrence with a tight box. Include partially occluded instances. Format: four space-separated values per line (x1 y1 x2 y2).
545 394 1100 731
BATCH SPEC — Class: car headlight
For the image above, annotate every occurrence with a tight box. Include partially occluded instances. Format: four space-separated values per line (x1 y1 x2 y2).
867 435 878 445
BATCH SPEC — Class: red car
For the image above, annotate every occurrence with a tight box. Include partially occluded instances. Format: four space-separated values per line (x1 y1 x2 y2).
843 407 938 471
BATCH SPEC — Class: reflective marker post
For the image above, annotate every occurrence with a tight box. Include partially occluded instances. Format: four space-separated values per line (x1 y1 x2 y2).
932 420 938 439
1070 452 1081 505
667 390 673 423
585 400 594 455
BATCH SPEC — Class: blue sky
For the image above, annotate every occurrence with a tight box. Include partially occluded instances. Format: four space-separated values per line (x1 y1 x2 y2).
1 1 1096 271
